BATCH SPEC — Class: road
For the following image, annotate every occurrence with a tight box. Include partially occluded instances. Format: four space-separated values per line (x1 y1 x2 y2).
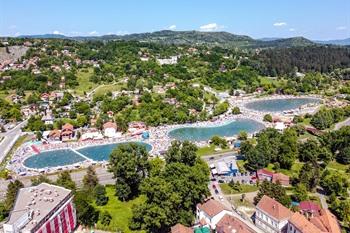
0 165 114 200
0 120 27 164
334 117 350 130
209 179 264 233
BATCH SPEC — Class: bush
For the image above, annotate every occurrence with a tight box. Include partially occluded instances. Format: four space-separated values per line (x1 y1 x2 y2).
263 114 273 122
99 210 112 226
232 106 241 115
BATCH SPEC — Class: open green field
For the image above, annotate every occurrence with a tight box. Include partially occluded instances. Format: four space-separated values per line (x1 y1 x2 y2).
220 183 258 195
74 68 98 95
196 145 233 157
92 185 145 232
93 83 124 98
266 161 303 177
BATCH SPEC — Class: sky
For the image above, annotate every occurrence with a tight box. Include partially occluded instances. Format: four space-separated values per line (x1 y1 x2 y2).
1 0 350 40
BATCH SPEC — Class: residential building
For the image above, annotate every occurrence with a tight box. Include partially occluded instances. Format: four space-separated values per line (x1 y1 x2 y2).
171 223 193 233
287 212 322 233
103 121 118 138
255 195 292 233
216 214 255 233
309 209 341 233
61 123 74 141
3 183 76 233
298 201 321 218
257 169 290 186
196 198 232 230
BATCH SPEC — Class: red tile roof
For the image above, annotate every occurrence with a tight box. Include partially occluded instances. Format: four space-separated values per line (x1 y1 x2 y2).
103 121 117 129
256 195 292 221
289 212 322 233
272 173 290 186
216 214 254 233
310 209 341 233
62 123 74 130
197 199 228 218
257 169 274 177
171 223 193 233
299 201 321 214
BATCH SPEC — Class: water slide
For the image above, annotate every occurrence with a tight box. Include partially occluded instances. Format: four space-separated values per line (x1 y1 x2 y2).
31 145 40 154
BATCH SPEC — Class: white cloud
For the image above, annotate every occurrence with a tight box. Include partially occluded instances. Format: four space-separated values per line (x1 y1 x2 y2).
199 23 224 32
289 28 296 32
9 25 17 30
14 32 20 37
168 25 176 30
116 30 129 35
89 31 98 35
336 26 347 31
53 30 63 35
273 22 287 27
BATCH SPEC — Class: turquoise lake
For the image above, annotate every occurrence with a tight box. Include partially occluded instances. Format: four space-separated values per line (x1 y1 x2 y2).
245 97 319 112
24 142 152 169
168 119 265 141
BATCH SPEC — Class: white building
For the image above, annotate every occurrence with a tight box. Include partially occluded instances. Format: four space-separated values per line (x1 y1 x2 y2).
255 195 292 233
103 121 119 138
196 198 232 230
157 56 178 65
3 183 76 233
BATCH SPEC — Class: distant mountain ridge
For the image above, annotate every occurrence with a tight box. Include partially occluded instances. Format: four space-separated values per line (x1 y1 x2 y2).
315 38 350 46
14 30 319 48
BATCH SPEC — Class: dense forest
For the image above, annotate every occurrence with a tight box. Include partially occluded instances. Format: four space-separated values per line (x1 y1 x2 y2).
252 46 350 77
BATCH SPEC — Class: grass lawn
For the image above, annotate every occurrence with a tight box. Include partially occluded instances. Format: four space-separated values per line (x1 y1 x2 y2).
196 145 233 156
93 83 123 98
220 183 258 195
266 161 303 177
327 161 349 174
236 160 247 173
74 68 97 95
92 185 146 232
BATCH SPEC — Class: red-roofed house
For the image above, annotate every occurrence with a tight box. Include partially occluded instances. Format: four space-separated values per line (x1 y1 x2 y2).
310 209 341 233
196 198 231 230
216 214 255 233
103 121 118 138
299 201 321 218
61 123 74 141
171 223 193 233
257 169 290 186
255 195 292 233
287 212 322 233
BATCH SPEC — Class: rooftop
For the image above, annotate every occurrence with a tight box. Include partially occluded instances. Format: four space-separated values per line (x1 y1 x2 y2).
256 195 292 221
6 183 72 232
197 198 228 218
216 214 255 233
289 212 322 233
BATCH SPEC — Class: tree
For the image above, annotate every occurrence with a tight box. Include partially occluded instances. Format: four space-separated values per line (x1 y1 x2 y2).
293 184 308 202
109 143 150 201
336 146 350 165
238 131 248 140
74 191 99 227
31 175 52 186
254 180 290 207
4 180 23 212
83 166 99 191
278 128 297 169
99 210 112 226
94 184 108 206
165 140 198 166
210 136 228 149
56 171 76 191
311 108 334 130
298 162 320 191
320 170 349 197
263 114 273 122
36 131 43 141
232 106 241 115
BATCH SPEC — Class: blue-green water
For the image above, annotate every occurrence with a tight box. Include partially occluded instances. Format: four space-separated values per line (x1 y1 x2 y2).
77 142 152 161
24 149 85 169
245 97 319 112
23 142 152 169
168 119 265 141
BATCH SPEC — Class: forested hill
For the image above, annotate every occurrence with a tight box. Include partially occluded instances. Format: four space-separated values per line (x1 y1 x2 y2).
16 30 315 48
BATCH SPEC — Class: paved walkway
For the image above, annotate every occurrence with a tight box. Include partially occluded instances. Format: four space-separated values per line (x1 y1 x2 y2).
334 117 350 130
0 120 27 164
